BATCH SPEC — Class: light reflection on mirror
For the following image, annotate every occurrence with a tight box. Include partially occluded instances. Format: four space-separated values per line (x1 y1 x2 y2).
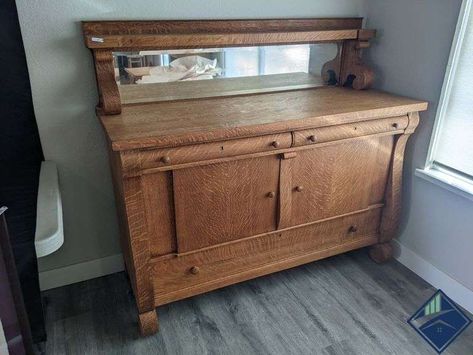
113 44 338 102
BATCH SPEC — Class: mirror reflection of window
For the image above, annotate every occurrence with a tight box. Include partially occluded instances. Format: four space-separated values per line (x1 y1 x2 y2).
224 47 259 77
262 45 310 75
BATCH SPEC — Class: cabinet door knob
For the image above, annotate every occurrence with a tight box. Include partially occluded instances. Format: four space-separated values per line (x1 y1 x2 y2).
308 135 317 143
161 156 171 164
267 191 275 198
295 185 304 192
190 266 200 275
271 141 280 148
348 225 358 233
392 123 399 129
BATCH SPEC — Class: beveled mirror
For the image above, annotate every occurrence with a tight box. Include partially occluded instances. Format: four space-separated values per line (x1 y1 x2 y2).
83 19 375 114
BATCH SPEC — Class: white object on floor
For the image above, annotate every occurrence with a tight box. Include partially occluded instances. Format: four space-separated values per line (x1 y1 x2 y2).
35 161 63 258
39 253 124 290
0 317 8 355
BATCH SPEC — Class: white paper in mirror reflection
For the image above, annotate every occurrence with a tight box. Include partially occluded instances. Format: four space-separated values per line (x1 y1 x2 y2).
137 56 222 84
114 43 338 102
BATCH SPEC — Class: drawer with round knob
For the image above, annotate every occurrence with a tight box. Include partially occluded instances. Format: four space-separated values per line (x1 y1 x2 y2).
120 133 292 175
150 206 381 306
293 116 409 147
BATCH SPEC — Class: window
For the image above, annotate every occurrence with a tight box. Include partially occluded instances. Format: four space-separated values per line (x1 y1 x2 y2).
207 45 311 78
418 0 473 200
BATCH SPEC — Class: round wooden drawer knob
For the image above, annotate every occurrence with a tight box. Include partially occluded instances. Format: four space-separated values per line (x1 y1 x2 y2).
295 185 304 192
161 156 171 164
308 135 317 143
348 225 358 233
267 191 275 198
190 266 200 275
271 141 280 148
392 123 399 129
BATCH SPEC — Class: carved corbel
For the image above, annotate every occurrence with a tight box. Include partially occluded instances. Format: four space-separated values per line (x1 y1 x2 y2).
369 112 420 263
339 29 376 90
321 43 343 86
93 50 121 114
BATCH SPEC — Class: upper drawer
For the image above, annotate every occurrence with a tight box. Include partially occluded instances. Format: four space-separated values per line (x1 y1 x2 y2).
293 116 409 147
121 133 292 174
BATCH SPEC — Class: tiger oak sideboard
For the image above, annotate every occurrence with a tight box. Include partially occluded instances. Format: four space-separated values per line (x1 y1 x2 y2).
82 18 428 335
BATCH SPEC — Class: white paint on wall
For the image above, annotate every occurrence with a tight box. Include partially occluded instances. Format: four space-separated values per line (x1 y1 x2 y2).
15 0 364 272
361 0 473 293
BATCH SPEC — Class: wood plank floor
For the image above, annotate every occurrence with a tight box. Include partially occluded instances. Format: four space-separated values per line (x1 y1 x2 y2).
41 250 473 354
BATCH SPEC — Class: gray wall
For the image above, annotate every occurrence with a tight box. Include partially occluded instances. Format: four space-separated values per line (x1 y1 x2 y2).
361 0 473 292
15 0 364 272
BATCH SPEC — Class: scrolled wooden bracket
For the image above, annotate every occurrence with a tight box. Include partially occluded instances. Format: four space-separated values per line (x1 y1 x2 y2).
93 50 121 115
321 43 343 86
339 29 376 90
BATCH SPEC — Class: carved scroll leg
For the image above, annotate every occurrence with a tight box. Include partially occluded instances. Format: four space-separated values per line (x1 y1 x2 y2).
339 37 375 90
138 310 158 336
369 112 420 264
121 176 157 335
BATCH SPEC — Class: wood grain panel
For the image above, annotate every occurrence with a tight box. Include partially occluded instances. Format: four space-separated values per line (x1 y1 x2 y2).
293 116 408 146
99 87 428 151
339 39 374 90
120 133 291 175
142 172 176 257
121 177 155 314
85 30 359 50
379 112 420 243
278 152 297 229
93 50 121 114
152 207 381 305
82 18 364 36
173 155 280 252
120 72 325 104
287 136 393 226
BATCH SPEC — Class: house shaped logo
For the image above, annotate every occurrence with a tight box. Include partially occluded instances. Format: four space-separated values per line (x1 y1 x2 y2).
408 290 471 353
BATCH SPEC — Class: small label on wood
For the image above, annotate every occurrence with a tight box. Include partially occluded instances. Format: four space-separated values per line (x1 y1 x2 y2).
91 37 104 43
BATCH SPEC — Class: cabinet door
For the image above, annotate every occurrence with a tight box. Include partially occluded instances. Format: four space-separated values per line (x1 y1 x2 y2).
279 136 393 228
173 155 280 253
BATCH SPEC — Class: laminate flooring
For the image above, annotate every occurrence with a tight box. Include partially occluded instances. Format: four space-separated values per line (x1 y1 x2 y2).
41 249 473 354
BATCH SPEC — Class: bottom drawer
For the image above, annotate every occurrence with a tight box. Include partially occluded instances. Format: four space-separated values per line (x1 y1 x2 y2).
151 207 381 305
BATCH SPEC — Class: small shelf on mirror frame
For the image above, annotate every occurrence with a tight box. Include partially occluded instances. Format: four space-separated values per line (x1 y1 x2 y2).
119 72 325 104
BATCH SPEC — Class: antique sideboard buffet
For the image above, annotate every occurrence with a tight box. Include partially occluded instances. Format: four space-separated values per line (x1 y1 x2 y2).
82 18 427 335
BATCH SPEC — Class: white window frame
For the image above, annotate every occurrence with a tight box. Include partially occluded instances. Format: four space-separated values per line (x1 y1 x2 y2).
416 0 473 201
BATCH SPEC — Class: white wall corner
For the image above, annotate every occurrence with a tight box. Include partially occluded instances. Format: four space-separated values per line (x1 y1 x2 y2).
39 254 124 291
393 240 473 314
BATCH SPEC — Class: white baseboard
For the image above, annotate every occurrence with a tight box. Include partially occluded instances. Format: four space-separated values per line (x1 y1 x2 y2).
39 254 124 291
39 244 473 316
393 240 473 314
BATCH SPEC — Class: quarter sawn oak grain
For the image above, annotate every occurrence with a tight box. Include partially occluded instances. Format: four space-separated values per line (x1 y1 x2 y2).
100 87 427 151
86 18 428 336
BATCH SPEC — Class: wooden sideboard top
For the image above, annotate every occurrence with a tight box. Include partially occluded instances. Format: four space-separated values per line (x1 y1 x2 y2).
99 87 427 151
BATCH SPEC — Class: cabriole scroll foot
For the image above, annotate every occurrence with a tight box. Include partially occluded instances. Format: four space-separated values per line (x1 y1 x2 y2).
369 242 393 264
